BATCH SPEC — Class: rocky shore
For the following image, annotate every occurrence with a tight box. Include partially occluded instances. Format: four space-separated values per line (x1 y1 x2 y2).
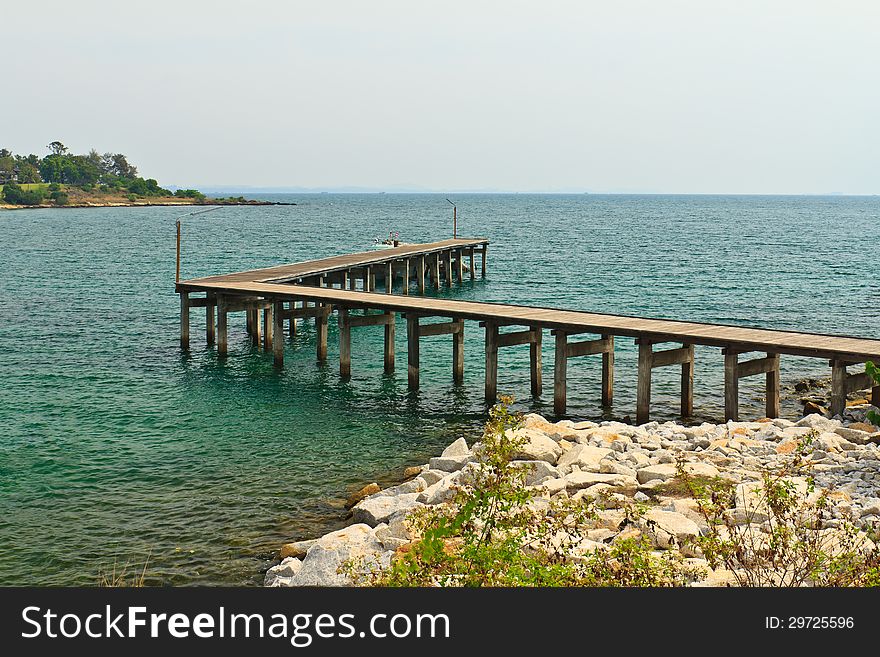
265 398 880 588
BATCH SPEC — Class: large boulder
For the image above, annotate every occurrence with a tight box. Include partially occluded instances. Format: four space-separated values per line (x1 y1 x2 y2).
563 471 638 491
639 509 701 551
351 493 423 527
636 462 720 485
441 437 469 457
796 414 840 432
556 444 613 474
520 460 561 486
511 428 563 464
289 524 390 586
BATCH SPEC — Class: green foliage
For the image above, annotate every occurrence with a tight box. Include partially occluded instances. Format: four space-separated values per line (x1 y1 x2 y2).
358 397 691 587
677 431 880 586
174 189 206 201
2 181 46 205
50 191 69 206
867 361 879 426
47 182 61 192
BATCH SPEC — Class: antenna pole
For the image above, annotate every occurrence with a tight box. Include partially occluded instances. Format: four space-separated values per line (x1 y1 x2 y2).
453 205 457 239
176 219 181 283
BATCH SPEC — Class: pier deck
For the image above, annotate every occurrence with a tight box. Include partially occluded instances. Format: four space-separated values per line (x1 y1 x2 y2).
177 239 880 423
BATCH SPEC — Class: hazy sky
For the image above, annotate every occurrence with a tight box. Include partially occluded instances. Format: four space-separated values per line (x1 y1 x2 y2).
3 1 878 193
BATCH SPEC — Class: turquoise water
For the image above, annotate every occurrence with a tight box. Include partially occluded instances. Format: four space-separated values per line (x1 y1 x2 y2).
0 194 877 585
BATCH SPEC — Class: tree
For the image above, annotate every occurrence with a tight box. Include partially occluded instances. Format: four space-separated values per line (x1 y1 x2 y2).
47 141 68 155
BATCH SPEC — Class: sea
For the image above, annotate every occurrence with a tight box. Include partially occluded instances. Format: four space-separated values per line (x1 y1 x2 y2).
0 193 877 585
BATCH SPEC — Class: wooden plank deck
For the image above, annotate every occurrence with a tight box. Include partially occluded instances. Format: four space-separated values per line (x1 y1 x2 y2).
183 238 489 286
177 280 880 363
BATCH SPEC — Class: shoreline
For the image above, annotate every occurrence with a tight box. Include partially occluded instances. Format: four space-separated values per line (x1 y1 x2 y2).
0 199 296 211
264 392 880 587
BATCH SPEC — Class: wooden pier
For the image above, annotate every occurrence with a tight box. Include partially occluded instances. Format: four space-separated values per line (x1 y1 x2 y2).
177 239 880 423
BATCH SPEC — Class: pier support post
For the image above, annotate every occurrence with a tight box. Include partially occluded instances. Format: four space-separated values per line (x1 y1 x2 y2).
636 341 653 424
403 259 410 295
681 344 695 417
339 307 350 378
452 319 464 383
263 305 273 351
830 359 873 417
316 306 328 362
469 247 476 281
348 272 356 291
636 340 694 424
417 256 426 294
246 308 254 337
485 322 499 402
386 261 393 294
444 250 453 286
217 296 227 357
456 249 464 283
407 315 420 389
481 245 487 277
205 297 215 346
530 327 543 398
179 292 190 350
552 331 615 416
273 301 284 367
601 334 614 407
251 308 262 346
554 332 568 415
432 253 441 289
724 350 782 421
384 312 395 374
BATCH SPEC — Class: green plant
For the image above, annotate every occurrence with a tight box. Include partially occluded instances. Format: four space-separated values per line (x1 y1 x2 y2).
677 430 880 586
866 361 879 426
50 190 69 206
356 396 690 587
97 552 151 587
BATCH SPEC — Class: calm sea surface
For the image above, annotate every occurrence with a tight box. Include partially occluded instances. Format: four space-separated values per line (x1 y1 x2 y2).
0 194 878 585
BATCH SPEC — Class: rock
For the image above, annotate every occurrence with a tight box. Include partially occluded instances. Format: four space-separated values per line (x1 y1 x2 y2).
441 437 469 458
835 426 875 445
564 471 638 491
848 421 879 434
802 401 828 416
522 414 580 441
599 460 637 477
351 493 423 527
345 482 380 508
429 454 470 472
520 460 561 486
636 464 678 484
640 509 701 551
264 557 303 587
280 539 316 559
556 444 613 474
403 466 424 479
417 474 459 505
290 524 389 586
860 499 880 518
511 428 563 464
796 413 839 431
418 469 448 486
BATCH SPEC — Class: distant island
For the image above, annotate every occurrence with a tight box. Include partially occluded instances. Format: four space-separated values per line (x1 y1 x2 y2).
0 141 293 210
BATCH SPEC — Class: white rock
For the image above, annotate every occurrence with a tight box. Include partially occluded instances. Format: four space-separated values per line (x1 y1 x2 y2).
556 444 614 474
636 464 677 484
352 493 423 526
564 471 638 490
796 414 841 431
264 557 303 587
290 524 388 586
511 428 563 464
519 460 561 486
835 427 874 445
429 454 470 472
441 437 469 457
640 509 701 551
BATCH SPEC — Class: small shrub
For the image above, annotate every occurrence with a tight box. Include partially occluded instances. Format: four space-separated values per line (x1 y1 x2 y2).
677 431 880 586
126 193 138 202
51 191 69 206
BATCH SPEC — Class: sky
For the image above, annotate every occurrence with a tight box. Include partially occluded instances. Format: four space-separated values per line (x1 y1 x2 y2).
3 1 879 193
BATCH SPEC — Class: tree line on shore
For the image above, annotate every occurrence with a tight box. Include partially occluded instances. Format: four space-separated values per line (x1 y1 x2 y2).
0 141 204 206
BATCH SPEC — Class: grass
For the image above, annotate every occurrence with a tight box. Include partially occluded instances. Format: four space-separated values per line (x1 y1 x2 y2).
97 552 151 587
